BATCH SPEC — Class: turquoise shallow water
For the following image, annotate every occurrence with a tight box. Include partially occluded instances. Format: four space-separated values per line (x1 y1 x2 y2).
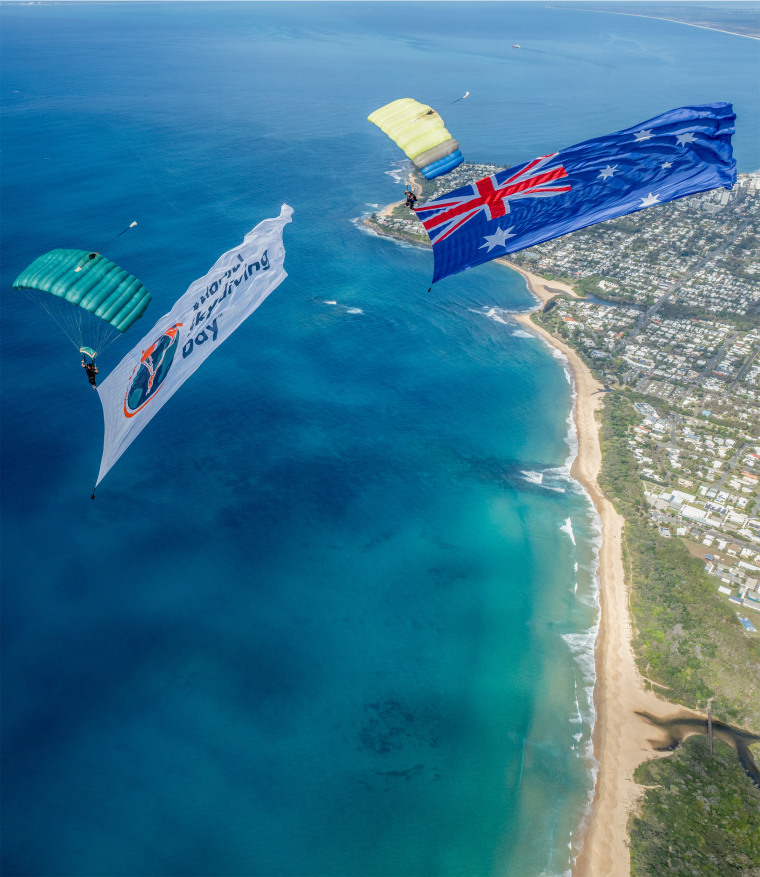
1 4 758 875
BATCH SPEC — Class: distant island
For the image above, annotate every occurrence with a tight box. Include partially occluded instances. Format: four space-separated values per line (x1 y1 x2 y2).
364 163 760 877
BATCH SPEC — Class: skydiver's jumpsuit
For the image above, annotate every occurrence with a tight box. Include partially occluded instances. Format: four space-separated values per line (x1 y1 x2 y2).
82 357 98 388
405 191 417 210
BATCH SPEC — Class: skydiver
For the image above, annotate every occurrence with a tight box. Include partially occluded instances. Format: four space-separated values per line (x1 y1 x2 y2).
81 354 99 388
405 189 418 210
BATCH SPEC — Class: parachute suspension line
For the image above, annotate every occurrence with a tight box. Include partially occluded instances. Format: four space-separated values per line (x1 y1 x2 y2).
98 220 138 253
22 290 119 359
24 289 84 352
447 91 470 106
83 307 120 359
71 223 139 273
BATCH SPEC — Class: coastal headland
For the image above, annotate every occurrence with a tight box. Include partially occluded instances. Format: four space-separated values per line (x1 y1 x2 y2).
362 208 737 877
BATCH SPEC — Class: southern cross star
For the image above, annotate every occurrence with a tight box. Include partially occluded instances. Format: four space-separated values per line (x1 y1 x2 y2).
599 165 617 180
634 129 653 141
480 226 516 251
676 132 697 146
640 193 661 207
661 161 673 169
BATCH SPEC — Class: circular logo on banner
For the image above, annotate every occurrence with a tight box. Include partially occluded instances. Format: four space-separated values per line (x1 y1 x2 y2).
123 323 183 418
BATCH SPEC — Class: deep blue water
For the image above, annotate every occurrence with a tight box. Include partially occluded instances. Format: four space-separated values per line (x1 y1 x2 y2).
1 4 758 876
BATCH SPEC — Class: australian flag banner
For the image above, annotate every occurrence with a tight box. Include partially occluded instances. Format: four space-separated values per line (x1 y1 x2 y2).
415 103 736 283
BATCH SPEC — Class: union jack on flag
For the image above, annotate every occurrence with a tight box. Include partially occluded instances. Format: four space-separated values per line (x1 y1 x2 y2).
413 103 736 284
415 154 571 245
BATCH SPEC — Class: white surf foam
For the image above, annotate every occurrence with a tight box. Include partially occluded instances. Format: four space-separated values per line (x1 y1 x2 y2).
562 629 598 693
536 468 568 493
553 435 603 873
471 305 539 337
560 516 576 546
531 334 579 471
566 496 603 869
520 470 544 486
384 160 412 185
352 215 377 234
521 467 575 493
485 306 510 325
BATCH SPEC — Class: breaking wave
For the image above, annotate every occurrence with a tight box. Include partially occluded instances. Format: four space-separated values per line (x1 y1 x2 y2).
521 469 544 486
384 160 413 185
560 516 576 546
470 305 539 337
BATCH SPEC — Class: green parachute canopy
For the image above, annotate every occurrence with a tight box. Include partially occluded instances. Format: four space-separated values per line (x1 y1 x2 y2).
13 248 151 358
368 98 464 179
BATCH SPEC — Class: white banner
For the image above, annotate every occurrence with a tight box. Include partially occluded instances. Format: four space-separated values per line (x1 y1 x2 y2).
95 204 293 486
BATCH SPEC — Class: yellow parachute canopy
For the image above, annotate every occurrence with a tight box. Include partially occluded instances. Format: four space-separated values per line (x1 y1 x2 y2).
368 98 464 179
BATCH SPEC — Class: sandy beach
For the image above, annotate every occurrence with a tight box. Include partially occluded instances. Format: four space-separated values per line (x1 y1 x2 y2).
507 262 701 877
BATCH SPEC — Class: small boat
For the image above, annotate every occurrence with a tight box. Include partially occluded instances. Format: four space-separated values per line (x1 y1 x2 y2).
512 44 521 48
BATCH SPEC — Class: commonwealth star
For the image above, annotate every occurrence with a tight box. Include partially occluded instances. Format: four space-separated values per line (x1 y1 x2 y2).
479 226 516 252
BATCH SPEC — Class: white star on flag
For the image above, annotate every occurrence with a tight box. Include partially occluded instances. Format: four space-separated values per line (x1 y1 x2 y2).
599 165 617 179
676 132 697 146
479 226 516 252
634 129 653 141
661 161 673 169
640 193 661 207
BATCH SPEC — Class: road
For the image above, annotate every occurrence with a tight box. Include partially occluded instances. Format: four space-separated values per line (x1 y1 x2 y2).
697 332 740 383
729 345 760 393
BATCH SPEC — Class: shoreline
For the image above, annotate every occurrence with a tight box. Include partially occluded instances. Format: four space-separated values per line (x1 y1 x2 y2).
362 214 717 875
561 6 760 41
377 172 423 219
508 263 702 877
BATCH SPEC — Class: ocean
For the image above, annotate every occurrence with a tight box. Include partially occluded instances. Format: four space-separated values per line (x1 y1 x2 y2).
1 4 757 875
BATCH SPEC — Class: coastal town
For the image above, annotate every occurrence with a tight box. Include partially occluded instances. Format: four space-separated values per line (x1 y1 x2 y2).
367 166 760 632
510 172 760 630
366 164 760 874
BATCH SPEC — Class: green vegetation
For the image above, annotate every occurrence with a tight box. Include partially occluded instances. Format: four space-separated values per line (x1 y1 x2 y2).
597 391 760 728
630 736 760 877
416 173 438 201
573 274 603 296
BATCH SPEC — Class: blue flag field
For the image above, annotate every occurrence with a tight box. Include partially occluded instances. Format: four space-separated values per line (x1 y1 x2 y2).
415 103 736 283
